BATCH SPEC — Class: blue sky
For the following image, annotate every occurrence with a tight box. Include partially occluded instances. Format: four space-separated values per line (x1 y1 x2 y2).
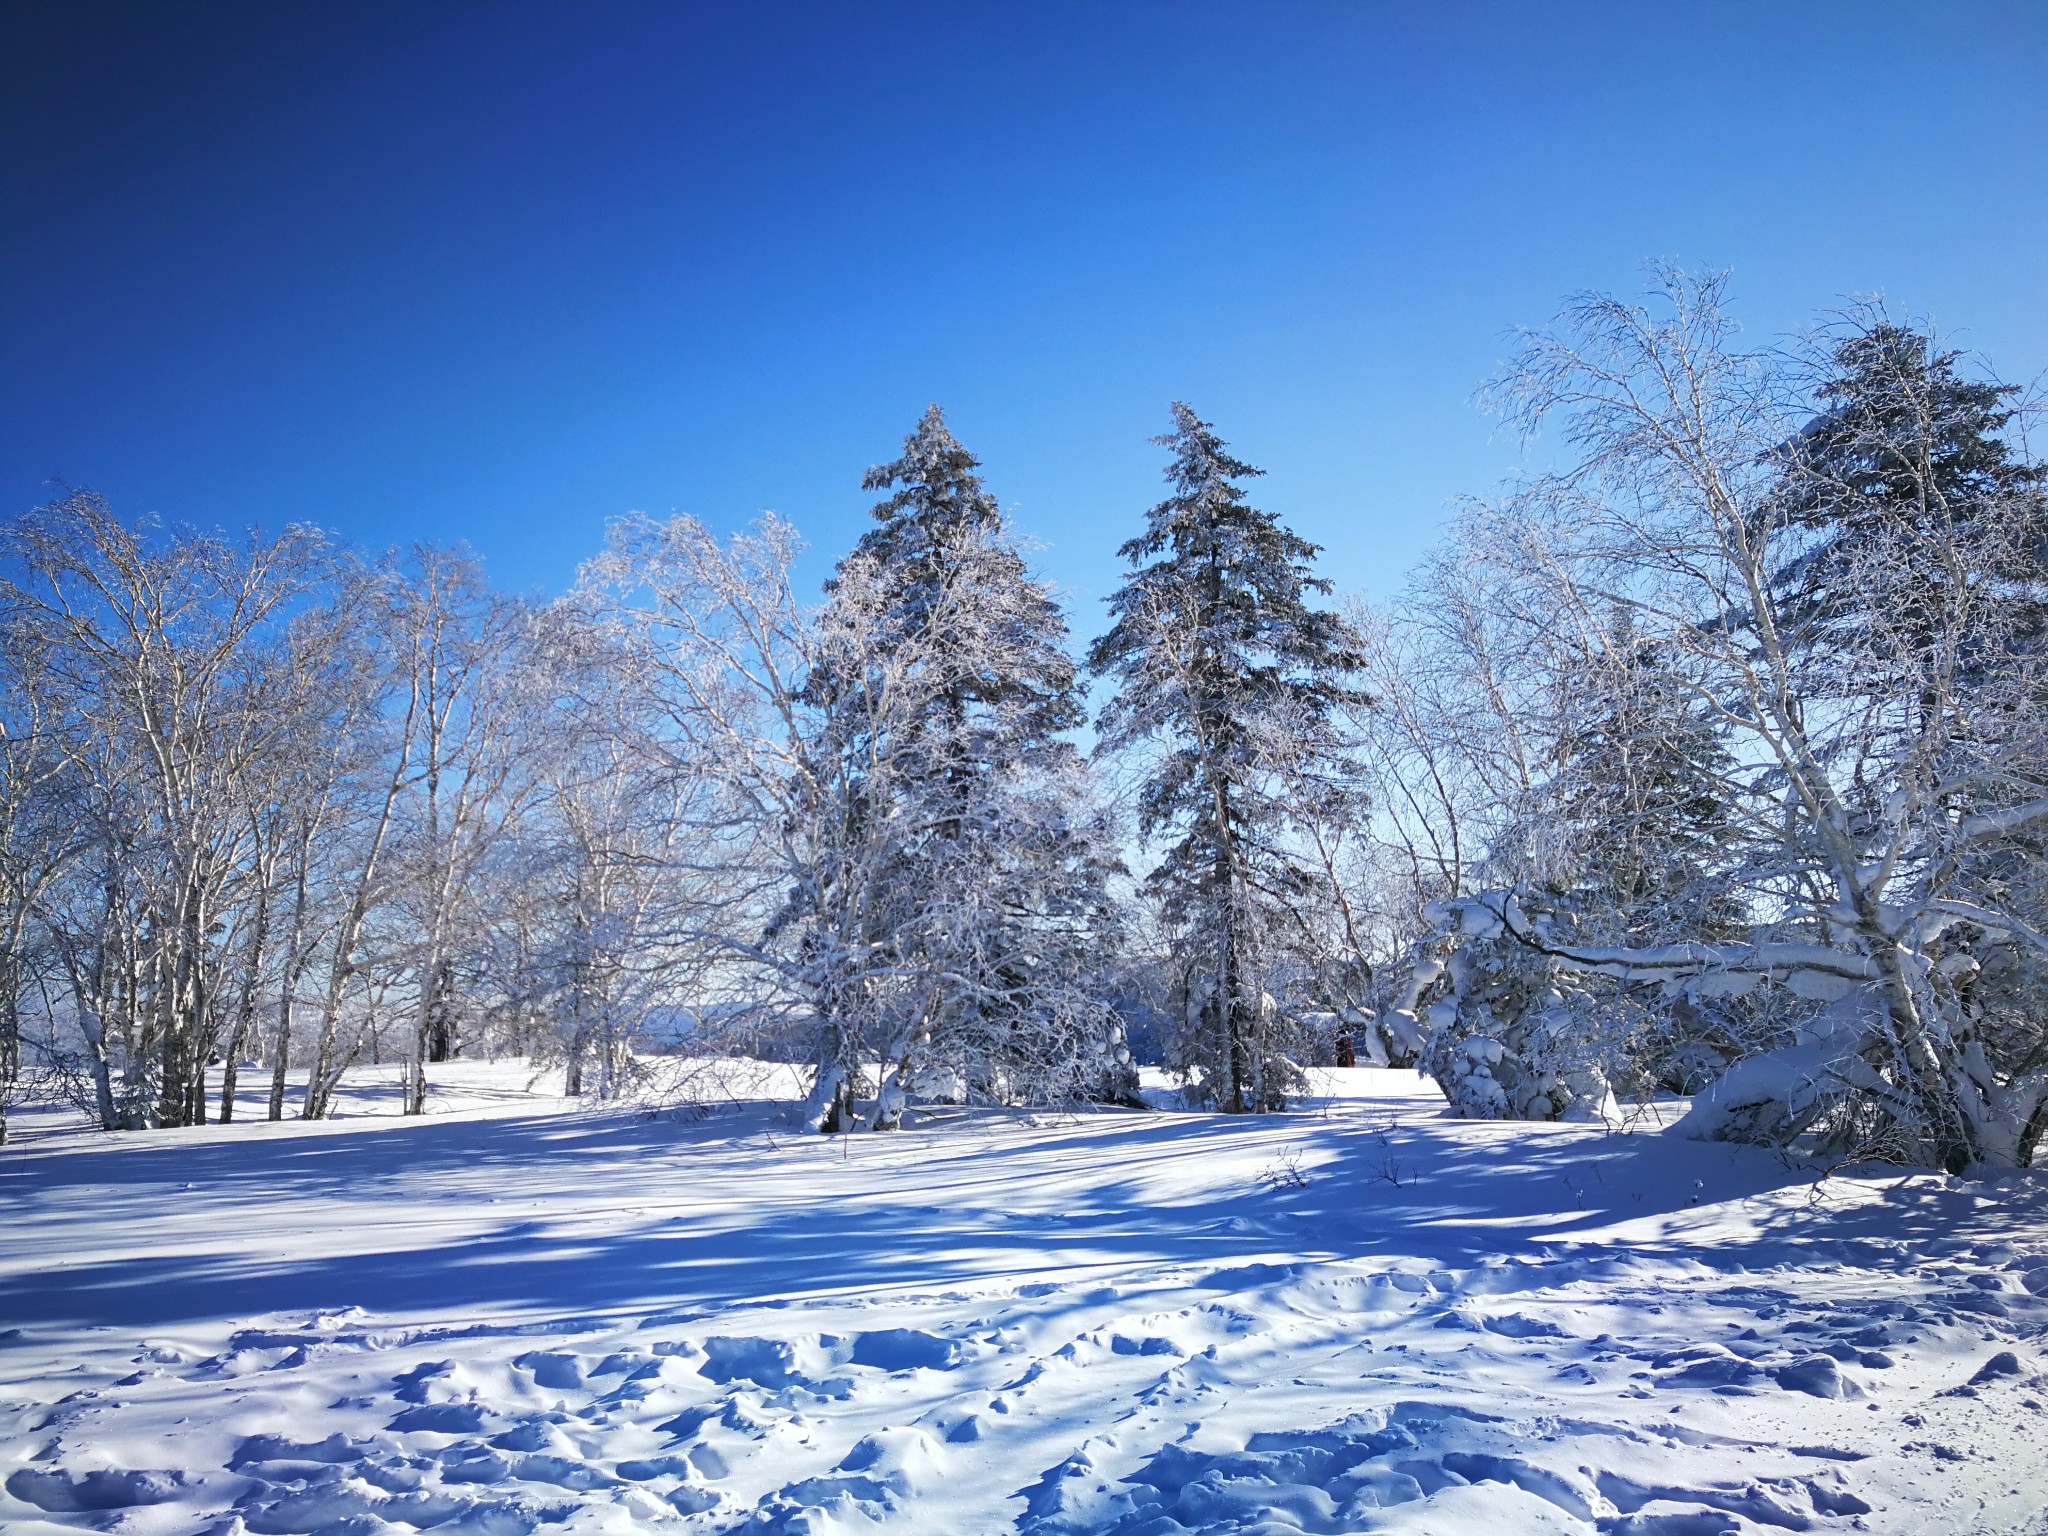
4 2 2044 619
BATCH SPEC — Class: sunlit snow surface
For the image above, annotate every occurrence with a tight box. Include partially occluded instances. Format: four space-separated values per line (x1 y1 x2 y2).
2 1063 2045 1535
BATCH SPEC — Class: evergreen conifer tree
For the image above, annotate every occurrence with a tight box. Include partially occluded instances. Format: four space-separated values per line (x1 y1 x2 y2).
1541 636 1742 945
1774 320 2048 662
1524 637 1748 1094
1089 404 1365 1112
809 406 1123 1126
843 405 1081 728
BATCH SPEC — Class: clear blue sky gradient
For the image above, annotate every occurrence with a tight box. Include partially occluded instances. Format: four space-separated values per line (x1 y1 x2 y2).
5 2 2044 617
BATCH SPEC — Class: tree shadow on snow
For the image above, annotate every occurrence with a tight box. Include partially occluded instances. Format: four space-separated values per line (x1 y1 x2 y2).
2 1096 2040 1338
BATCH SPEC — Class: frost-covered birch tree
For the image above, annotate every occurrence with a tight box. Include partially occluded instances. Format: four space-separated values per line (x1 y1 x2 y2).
510 602 727 1100
0 635 78 1143
379 549 542 1114
2 493 341 1128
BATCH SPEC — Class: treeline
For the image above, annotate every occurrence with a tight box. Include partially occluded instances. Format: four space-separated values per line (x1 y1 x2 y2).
0 385 1370 1141
4 268 2046 1168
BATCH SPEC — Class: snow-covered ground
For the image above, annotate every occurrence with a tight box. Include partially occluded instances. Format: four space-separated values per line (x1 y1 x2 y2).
3 1062 2045 1535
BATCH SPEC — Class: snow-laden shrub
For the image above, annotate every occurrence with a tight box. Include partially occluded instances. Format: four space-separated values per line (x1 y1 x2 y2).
1673 992 1880 1148
1669 958 2043 1168
1398 896 1621 1122
1395 885 2040 1166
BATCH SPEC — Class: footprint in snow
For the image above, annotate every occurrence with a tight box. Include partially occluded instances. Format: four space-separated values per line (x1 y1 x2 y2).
1014 1401 1869 1536
227 1431 370 1471
1192 1262 1297 1290
697 1335 804 1389
390 1401 492 1434
511 1350 585 1390
741 1427 946 1532
847 1327 960 1371
5 1468 187 1513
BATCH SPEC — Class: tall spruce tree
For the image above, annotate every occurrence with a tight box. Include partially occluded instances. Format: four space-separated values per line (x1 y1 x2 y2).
1525 637 1748 1094
1089 403 1365 1112
805 406 1123 1128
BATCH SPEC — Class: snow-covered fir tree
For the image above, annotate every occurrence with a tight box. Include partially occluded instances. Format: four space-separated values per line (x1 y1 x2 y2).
1412 628 1752 1114
800 407 1130 1129
1089 404 1365 1112
1538 633 1743 947
841 404 1084 758
1772 318 2048 663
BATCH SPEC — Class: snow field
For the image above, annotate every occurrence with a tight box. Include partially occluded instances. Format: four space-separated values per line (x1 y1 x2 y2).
2 1063 2045 1534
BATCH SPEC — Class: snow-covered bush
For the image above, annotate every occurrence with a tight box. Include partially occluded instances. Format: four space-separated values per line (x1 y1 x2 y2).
1397 895 1621 1121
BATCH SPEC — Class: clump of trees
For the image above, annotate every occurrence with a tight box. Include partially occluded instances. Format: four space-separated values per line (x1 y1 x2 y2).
1366 269 2048 1171
6 267 2046 1169
580 408 1135 1133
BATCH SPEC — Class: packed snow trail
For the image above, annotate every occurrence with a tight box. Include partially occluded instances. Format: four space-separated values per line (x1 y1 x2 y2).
2 1064 2044 1534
